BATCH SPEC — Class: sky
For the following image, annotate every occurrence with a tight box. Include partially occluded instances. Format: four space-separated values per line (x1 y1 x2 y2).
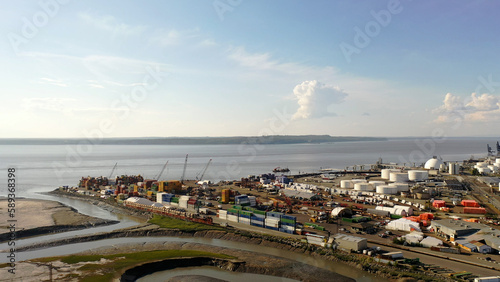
1 0 500 138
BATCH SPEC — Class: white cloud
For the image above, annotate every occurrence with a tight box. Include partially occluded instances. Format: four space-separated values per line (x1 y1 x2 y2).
292 80 348 120
23 98 76 114
37 78 68 87
79 12 146 36
227 46 316 75
434 92 500 123
149 28 200 46
199 39 217 47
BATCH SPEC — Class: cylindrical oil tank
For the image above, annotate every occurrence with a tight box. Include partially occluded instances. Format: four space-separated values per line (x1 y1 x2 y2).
381 169 398 179
376 185 399 195
390 172 409 183
478 167 491 174
475 162 488 168
389 183 409 192
488 165 499 172
340 180 354 189
369 181 386 188
354 183 374 191
408 170 429 181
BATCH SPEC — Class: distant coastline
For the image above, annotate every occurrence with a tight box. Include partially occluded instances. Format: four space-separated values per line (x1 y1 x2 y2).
0 135 387 145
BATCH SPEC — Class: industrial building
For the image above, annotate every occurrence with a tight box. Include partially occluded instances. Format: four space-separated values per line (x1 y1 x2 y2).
334 234 367 252
430 219 484 240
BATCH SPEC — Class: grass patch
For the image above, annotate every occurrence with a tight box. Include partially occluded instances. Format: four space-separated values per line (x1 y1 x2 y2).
148 215 225 232
0 263 10 268
33 249 235 282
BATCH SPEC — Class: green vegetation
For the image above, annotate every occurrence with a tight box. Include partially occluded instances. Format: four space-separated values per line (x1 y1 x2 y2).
31 250 235 281
148 215 224 232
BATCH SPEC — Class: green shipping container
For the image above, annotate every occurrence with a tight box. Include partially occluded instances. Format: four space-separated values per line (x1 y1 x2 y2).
171 197 179 203
228 208 240 214
281 218 296 224
254 210 266 215
232 205 243 210
390 214 402 219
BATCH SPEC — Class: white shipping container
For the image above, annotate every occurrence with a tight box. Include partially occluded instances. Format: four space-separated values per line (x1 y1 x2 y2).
265 218 281 225
239 217 250 224
282 225 295 231
265 222 280 228
219 214 227 220
227 214 238 222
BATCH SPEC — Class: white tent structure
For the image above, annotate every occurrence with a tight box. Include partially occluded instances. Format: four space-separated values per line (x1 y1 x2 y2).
126 197 154 206
386 218 421 232
420 237 443 248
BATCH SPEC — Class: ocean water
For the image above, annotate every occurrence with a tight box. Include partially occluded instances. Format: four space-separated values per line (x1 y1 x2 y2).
0 137 496 197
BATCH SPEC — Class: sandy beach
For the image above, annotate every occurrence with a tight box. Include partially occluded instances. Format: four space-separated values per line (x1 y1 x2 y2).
0 198 118 242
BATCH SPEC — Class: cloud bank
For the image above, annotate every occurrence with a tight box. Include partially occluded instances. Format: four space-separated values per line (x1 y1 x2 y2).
434 92 500 123
292 80 348 120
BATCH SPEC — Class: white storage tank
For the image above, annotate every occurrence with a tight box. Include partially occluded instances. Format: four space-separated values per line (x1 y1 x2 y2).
340 180 354 189
381 169 398 179
354 183 374 191
478 167 491 174
475 162 488 168
390 172 409 183
376 185 399 195
488 165 499 172
389 183 409 192
408 170 429 181
448 163 460 175
369 181 386 188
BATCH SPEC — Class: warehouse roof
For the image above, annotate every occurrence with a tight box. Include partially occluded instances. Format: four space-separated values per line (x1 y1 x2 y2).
334 234 367 243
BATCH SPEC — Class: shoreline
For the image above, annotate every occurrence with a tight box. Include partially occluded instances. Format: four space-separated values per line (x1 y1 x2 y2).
10 190 455 281
0 198 119 243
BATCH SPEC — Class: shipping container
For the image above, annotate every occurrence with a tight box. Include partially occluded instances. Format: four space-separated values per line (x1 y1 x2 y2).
251 222 264 227
239 217 251 224
266 226 279 231
267 211 284 218
227 214 238 222
464 207 487 214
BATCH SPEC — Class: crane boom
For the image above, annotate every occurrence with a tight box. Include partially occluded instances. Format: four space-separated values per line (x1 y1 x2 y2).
155 161 169 180
181 154 188 183
108 163 117 179
197 159 212 180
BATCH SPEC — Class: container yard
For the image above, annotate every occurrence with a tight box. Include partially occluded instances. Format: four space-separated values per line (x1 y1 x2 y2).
54 153 500 280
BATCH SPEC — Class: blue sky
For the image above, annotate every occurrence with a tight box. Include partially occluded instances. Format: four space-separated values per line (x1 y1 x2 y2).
1 0 500 138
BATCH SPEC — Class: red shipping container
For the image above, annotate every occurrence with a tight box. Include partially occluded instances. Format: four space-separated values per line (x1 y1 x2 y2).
461 200 480 207
463 207 486 214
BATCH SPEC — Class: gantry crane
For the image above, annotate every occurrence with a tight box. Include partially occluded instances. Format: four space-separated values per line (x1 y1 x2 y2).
155 161 168 180
196 159 212 180
180 154 188 184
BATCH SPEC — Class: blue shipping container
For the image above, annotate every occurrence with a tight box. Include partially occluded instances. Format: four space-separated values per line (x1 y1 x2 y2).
251 222 264 227
281 215 296 220
266 226 279 231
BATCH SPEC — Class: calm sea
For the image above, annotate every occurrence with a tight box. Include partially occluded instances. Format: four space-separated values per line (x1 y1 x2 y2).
0 137 496 198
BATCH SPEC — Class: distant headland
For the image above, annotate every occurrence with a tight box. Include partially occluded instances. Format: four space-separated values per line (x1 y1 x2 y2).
0 135 386 145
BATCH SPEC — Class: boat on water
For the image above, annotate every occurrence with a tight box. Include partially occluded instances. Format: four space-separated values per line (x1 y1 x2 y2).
273 167 290 173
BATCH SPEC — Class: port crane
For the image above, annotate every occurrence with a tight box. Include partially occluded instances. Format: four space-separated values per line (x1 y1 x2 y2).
196 159 212 180
180 154 188 184
108 162 117 179
155 161 169 180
